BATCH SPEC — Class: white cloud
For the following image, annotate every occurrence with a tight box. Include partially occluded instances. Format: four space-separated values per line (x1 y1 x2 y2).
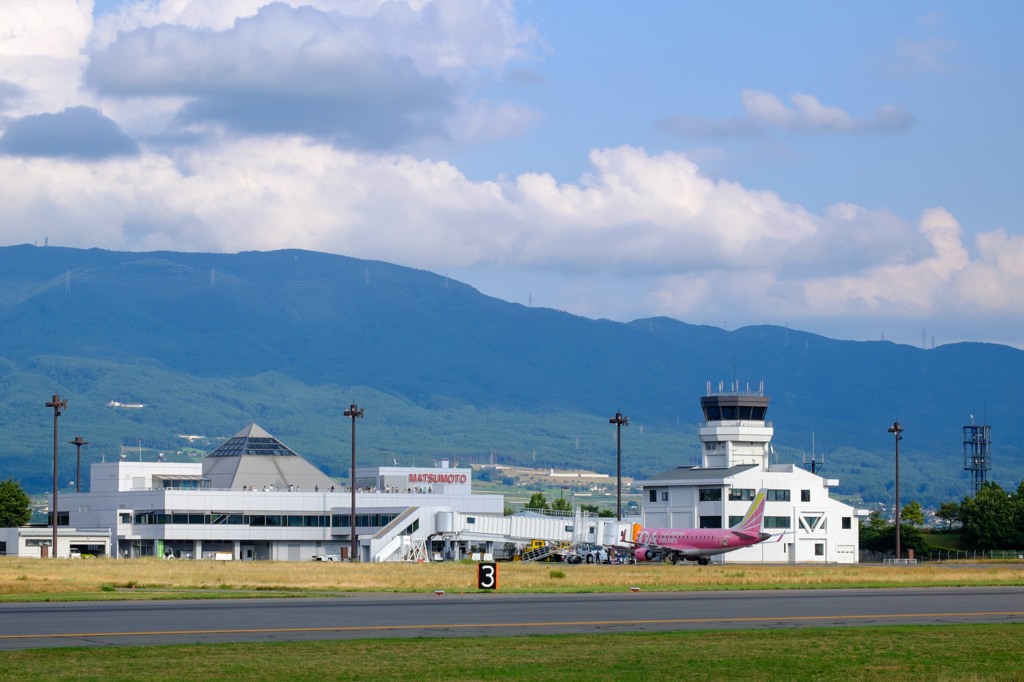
740 90 915 134
0 0 94 115
658 90 915 139
649 206 1024 324
0 137 1021 333
90 0 538 77
445 97 541 146
81 1 540 148
799 207 970 313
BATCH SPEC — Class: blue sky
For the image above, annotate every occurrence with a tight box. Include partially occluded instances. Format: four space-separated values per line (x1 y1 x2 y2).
1 1 1022 347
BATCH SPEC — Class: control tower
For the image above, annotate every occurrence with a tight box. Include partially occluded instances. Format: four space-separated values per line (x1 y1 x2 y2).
698 381 773 470
963 420 992 495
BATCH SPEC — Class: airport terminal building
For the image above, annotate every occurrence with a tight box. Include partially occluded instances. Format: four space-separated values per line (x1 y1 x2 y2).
634 388 861 563
58 424 584 562
48 387 860 564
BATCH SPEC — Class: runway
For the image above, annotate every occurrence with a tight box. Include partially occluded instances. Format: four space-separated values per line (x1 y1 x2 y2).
2 586 1023 650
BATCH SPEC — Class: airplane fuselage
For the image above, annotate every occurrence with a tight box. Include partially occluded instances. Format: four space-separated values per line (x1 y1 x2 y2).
634 527 770 559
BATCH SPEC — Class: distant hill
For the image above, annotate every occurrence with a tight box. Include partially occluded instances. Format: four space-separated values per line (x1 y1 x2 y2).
0 244 1021 506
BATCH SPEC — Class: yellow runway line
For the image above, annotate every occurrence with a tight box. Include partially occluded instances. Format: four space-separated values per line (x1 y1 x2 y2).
3 611 1024 640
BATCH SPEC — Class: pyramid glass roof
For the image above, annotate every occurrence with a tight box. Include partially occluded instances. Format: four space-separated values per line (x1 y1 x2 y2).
206 424 299 458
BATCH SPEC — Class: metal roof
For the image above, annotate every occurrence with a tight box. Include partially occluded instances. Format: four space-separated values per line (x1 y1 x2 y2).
639 464 759 483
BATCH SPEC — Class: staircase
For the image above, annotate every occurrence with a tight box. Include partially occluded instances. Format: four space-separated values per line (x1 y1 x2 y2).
522 543 561 562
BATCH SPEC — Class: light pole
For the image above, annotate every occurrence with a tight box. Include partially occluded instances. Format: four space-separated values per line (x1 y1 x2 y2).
609 412 629 521
345 404 364 562
69 436 88 491
46 395 67 558
888 421 904 560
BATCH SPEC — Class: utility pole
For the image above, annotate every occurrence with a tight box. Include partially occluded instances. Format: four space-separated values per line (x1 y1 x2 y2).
345 404 364 562
69 436 88 491
609 412 629 521
888 421 904 560
46 395 67 558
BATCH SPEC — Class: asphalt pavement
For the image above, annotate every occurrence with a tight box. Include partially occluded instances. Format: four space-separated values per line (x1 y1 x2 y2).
1 586 1023 650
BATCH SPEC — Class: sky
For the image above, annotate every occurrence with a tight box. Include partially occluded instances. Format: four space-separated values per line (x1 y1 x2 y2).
0 1 1022 348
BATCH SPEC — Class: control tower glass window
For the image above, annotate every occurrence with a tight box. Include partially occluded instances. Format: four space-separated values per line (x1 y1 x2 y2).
700 395 770 422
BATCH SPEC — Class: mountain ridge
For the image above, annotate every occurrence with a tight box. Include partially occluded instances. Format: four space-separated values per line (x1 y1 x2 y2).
0 244 1020 505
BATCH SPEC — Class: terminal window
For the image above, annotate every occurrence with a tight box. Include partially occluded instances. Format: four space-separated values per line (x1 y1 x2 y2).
815 543 825 556
842 517 852 529
728 516 743 527
801 490 811 502
661 492 668 501
766 489 790 502
729 488 756 501
649 489 657 502
699 488 722 501
699 516 722 528
764 516 791 529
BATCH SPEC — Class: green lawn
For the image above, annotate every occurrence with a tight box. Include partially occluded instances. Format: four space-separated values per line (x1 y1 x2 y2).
2 624 1023 680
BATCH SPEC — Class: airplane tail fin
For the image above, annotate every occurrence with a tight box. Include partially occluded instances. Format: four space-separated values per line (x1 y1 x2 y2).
620 522 643 544
730 489 766 533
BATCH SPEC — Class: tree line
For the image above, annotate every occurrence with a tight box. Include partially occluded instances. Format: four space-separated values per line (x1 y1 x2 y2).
937 481 1024 550
860 481 1024 553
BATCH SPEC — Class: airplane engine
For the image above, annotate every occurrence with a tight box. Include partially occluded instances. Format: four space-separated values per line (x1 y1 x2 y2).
634 548 654 562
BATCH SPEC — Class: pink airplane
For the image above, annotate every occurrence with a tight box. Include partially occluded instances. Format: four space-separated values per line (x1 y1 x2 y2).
623 489 771 565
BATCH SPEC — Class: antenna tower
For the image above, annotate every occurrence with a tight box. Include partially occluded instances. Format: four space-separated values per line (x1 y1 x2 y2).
963 417 992 495
802 431 823 474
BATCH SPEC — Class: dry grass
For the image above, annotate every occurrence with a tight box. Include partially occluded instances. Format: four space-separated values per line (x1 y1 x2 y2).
2 557 1024 598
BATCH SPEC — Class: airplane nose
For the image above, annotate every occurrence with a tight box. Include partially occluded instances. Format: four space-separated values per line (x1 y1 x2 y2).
759 533 771 542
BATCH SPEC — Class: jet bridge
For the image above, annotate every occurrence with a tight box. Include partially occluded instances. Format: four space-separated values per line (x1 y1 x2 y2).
367 507 631 562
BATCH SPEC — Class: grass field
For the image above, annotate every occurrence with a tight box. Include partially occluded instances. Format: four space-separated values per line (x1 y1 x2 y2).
3 556 1024 599
1 625 1023 680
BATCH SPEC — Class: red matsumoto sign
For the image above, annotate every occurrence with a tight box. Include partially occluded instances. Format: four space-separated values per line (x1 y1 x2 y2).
408 473 468 484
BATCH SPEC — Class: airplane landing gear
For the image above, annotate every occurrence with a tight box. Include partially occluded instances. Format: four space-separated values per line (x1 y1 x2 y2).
697 557 711 566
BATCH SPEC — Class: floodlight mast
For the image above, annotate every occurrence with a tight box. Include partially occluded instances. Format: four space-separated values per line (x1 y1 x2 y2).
888 421 904 560
609 412 629 521
345 404 364 562
69 436 89 491
46 395 67 558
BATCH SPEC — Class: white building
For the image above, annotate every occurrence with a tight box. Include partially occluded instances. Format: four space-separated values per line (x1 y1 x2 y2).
634 388 861 563
55 423 589 562
0 526 111 559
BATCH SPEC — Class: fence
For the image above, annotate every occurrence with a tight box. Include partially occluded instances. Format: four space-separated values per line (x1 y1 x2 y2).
860 549 1024 563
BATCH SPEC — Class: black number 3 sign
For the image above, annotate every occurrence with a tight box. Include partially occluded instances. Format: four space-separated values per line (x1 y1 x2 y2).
477 562 498 590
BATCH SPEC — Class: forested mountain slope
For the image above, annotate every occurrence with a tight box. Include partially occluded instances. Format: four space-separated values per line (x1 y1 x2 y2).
0 245 1020 505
